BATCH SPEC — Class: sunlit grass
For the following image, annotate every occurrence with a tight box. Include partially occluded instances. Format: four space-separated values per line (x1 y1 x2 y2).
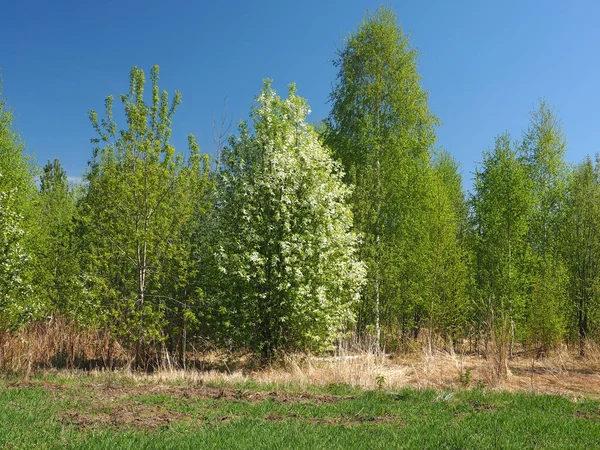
0 375 599 449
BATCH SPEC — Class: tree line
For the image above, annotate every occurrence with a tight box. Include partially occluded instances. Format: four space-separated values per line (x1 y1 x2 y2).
1 7 599 368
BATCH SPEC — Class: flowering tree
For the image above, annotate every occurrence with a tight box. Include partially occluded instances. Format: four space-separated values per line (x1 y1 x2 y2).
214 82 365 357
0 84 35 328
0 186 31 326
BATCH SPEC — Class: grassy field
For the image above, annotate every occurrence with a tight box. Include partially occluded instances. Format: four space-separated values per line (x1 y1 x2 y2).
0 373 599 449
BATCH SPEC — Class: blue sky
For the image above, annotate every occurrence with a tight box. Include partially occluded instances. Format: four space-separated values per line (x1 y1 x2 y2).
1 0 599 190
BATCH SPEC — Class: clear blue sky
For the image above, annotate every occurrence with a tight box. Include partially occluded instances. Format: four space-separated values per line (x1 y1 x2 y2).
2 0 599 190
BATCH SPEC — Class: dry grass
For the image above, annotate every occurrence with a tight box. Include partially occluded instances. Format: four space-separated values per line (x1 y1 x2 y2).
40 341 599 401
2 321 600 399
0 318 126 374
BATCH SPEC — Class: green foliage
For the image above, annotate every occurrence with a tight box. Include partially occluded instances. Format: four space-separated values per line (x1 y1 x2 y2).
471 133 533 349
33 158 82 319
213 81 365 357
160 133 212 364
563 156 600 354
79 65 210 365
375 374 387 390
326 6 440 346
0 188 31 327
426 150 471 343
521 100 569 352
0 82 37 328
526 256 568 352
458 367 472 386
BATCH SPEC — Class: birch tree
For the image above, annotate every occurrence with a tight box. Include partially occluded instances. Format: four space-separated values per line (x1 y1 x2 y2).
426 151 470 349
521 101 569 353
34 159 80 318
471 133 532 375
563 156 600 355
326 6 438 348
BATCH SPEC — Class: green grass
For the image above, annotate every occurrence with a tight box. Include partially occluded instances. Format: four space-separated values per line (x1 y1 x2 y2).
0 375 598 449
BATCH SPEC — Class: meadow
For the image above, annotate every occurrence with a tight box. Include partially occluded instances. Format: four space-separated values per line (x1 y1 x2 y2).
1 345 600 450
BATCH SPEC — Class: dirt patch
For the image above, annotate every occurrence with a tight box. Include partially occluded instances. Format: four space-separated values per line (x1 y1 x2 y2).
574 410 600 422
12 380 360 430
8 379 361 431
60 407 195 430
51 383 384 430
59 398 240 430
5 380 69 392
501 363 600 398
264 412 403 427
84 383 354 404
60 408 403 431
5 381 353 404
511 366 598 376
467 400 497 412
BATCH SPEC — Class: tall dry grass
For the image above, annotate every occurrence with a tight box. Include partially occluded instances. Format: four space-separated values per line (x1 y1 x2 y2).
0 318 125 374
1 321 600 398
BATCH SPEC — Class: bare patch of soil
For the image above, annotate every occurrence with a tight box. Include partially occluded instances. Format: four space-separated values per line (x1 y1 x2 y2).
87 383 354 404
573 410 600 422
5 380 69 392
6 381 353 404
60 407 403 431
51 383 387 430
60 406 196 430
263 412 403 427
13 381 361 430
467 400 497 412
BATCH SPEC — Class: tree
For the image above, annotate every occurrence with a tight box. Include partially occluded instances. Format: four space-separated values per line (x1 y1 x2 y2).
325 6 439 348
34 158 81 318
80 65 209 367
471 133 532 376
563 156 600 355
159 134 212 367
521 100 569 354
0 81 36 329
425 150 471 350
213 82 365 358
0 187 30 328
